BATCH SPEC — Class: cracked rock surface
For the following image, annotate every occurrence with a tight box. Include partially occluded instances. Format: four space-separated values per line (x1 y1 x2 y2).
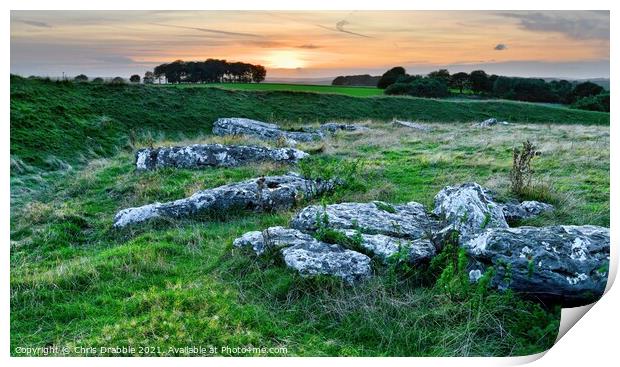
502 200 555 222
212 117 368 144
113 173 338 228
135 144 308 170
212 117 322 144
233 226 371 283
432 182 508 240
291 201 438 239
463 225 609 306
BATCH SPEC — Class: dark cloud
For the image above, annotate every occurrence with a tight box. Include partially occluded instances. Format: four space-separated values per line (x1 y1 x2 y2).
317 20 371 38
498 11 609 40
149 22 260 38
297 44 320 49
494 44 507 51
19 20 52 28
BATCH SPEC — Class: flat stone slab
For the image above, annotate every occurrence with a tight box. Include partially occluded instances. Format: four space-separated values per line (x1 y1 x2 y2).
291 201 438 240
212 117 322 144
233 226 371 283
502 200 555 222
392 120 432 131
464 225 609 306
234 226 435 266
135 144 308 170
318 122 369 133
113 173 338 228
212 118 368 145
282 241 372 284
478 118 509 127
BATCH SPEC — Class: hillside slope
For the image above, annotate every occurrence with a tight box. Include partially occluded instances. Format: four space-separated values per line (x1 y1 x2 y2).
11 76 609 171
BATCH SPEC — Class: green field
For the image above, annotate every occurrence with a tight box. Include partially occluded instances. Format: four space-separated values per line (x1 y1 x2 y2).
10 76 609 174
10 76 610 356
164 82 384 97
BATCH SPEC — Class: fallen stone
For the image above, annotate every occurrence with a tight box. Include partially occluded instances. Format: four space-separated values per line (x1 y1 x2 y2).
291 201 438 240
478 118 509 128
113 173 338 228
135 144 308 170
233 226 316 256
282 241 372 284
234 225 435 267
432 182 508 240
319 122 369 133
392 120 432 132
233 226 371 283
463 225 610 306
212 117 322 144
343 230 436 264
502 200 555 222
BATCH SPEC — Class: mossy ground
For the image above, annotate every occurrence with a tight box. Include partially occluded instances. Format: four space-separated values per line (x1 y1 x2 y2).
10 120 609 356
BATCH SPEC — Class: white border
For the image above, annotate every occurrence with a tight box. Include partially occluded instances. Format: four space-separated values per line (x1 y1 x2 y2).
3 1 617 366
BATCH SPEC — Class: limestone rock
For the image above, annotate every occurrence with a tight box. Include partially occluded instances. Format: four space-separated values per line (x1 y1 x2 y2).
502 201 555 222
432 182 508 240
233 226 371 283
392 120 432 132
282 241 372 284
463 225 610 306
113 173 338 228
291 201 437 240
135 144 308 170
319 122 369 133
212 117 322 144
478 118 509 127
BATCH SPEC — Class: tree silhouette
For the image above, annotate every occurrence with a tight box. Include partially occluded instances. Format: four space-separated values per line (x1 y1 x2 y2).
74 74 88 82
152 59 267 84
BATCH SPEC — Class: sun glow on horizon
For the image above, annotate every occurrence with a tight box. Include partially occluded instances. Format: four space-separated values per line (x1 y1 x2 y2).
264 50 306 69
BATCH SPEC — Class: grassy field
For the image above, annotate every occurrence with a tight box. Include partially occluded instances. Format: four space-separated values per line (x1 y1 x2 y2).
10 77 610 356
165 82 384 97
10 76 609 175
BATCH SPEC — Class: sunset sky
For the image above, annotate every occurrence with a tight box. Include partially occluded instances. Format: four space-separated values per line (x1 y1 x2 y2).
10 10 610 80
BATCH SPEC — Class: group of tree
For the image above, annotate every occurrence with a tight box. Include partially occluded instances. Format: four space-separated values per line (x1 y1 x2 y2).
379 67 450 98
331 74 381 87
378 67 609 112
151 59 266 84
72 74 137 84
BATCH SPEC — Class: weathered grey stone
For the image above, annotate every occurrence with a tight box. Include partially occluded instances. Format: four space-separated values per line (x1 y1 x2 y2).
233 226 316 256
281 241 372 284
432 182 508 240
392 120 432 132
233 226 371 283
135 144 308 170
478 118 509 128
479 118 497 127
291 201 437 240
463 225 610 306
234 225 434 266
319 122 369 133
502 200 555 222
342 229 435 264
212 117 322 144
113 173 338 228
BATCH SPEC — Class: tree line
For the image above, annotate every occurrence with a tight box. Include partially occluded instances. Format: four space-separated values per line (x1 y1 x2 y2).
332 74 381 87
151 59 266 84
377 67 609 112
61 58 267 85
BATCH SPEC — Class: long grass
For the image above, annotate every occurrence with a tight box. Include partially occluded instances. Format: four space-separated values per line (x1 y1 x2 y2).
10 121 608 356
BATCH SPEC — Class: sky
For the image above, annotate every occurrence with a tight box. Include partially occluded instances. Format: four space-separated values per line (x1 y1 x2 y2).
10 10 610 80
